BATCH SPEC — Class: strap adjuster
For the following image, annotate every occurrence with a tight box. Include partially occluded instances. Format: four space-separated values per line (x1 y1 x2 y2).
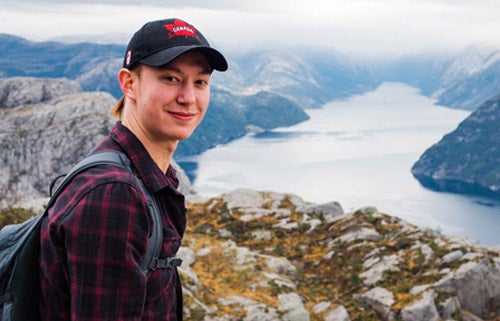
149 257 182 271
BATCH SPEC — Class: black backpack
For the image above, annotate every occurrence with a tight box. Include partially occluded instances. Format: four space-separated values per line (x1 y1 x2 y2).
0 151 181 321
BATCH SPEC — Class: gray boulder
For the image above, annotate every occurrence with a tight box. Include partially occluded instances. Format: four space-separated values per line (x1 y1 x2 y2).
278 293 310 321
305 201 344 223
401 291 439 321
325 305 350 321
448 259 500 318
354 287 395 321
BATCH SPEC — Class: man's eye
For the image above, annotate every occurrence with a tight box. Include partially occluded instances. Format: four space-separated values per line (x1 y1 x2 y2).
164 76 178 82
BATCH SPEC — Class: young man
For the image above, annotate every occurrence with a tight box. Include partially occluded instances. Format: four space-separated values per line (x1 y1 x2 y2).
39 18 227 320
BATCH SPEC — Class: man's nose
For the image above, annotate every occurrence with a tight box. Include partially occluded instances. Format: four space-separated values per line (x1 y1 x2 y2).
177 83 196 105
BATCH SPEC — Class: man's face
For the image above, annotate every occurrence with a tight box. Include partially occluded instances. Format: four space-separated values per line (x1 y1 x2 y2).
132 50 212 145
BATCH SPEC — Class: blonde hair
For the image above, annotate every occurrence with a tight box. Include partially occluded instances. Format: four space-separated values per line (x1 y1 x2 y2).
113 66 141 119
112 96 125 119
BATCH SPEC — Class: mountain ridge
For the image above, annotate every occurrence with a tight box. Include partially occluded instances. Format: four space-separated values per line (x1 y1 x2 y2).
2 34 500 111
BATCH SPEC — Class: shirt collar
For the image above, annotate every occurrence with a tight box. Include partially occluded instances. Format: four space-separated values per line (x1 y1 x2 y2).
109 121 180 193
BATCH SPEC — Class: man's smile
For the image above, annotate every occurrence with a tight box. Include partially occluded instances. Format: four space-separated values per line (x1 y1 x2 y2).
168 111 196 121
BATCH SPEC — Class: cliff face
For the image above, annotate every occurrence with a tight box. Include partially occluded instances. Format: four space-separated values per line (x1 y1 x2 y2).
411 94 500 200
176 189 500 321
0 77 192 205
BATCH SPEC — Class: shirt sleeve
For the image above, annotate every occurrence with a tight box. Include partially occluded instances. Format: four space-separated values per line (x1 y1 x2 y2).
62 181 151 320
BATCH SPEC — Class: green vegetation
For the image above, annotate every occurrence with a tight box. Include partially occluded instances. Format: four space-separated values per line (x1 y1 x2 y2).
0 206 37 228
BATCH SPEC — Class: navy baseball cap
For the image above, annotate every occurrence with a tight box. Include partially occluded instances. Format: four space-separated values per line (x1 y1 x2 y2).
123 18 228 72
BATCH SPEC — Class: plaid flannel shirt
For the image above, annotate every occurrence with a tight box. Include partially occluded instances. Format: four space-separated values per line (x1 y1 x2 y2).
40 121 186 321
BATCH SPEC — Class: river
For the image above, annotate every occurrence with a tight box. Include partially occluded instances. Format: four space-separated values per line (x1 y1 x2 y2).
179 83 500 247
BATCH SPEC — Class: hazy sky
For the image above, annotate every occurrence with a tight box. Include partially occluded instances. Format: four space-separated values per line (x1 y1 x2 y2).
1 0 499 57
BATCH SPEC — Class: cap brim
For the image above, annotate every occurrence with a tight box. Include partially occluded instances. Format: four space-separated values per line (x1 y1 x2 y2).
139 45 228 71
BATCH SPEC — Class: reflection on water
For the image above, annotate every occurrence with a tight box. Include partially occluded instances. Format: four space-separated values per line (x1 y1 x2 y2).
252 130 336 140
179 83 500 246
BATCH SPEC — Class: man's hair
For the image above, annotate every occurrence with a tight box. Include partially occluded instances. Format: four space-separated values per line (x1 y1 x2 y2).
112 97 125 119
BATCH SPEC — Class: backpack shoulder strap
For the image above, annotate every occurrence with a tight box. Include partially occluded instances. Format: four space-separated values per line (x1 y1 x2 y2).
0 151 178 321
48 151 168 277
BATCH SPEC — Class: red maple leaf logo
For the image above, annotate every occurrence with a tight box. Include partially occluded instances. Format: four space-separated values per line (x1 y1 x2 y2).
164 20 200 40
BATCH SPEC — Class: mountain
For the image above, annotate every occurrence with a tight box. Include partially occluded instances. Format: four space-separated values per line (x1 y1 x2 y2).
430 47 500 110
0 34 124 97
0 34 379 106
369 46 500 110
176 87 310 157
3 34 500 113
422 47 500 110
215 49 380 108
411 94 500 200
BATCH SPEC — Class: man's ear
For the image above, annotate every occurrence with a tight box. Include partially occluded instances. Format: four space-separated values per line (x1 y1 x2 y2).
118 68 137 101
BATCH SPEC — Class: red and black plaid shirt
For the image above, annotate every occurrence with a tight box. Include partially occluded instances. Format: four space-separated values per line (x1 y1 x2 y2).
40 121 186 321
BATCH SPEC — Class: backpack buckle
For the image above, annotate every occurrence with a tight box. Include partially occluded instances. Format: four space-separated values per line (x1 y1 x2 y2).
149 257 182 271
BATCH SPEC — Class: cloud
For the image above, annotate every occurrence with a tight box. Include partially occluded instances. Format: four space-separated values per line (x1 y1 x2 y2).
1 0 499 57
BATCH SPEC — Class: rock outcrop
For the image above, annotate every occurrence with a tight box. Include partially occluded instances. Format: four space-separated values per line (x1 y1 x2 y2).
176 189 500 321
0 77 81 108
3 188 499 320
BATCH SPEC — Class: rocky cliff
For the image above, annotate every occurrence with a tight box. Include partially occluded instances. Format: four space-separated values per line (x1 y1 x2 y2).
0 77 192 206
0 77 82 107
411 94 500 200
5 189 498 320
177 189 500 321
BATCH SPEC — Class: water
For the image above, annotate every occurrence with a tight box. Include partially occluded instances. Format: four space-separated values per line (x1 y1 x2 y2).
179 83 500 247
